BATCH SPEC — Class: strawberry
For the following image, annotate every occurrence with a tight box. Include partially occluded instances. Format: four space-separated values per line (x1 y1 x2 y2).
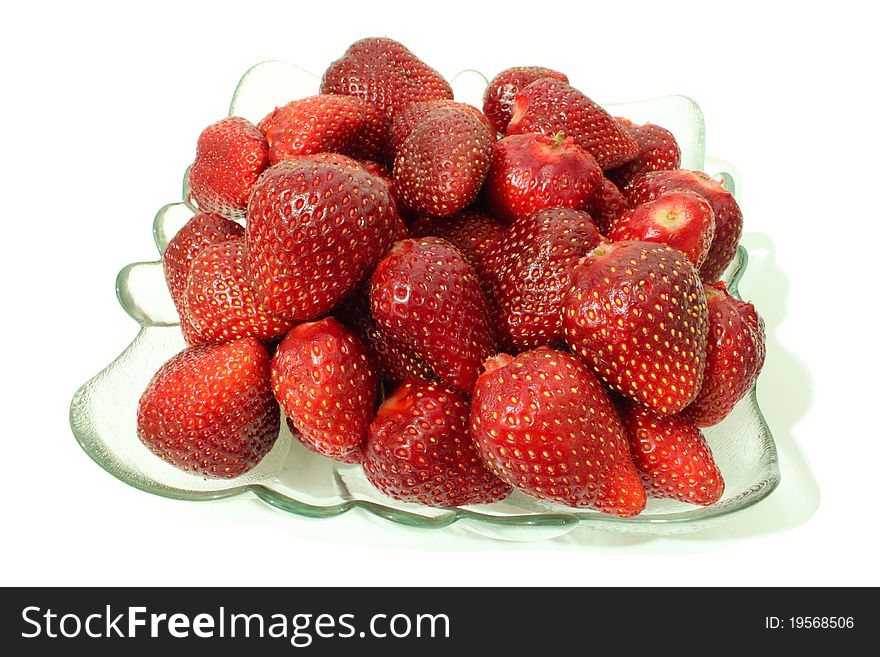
370 237 497 393
137 338 280 478
182 240 292 345
607 120 681 190
357 159 414 227
563 241 709 415
482 66 569 135
188 116 269 220
271 318 378 462
257 94 386 164
394 105 494 216
470 348 646 516
686 282 766 427
363 379 512 506
591 176 629 235
607 190 716 267
620 401 724 506
245 156 399 321
506 78 639 170
286 418 363 465
484 132 602 224
624 170 743 282
389 100 492 159
161 212 244 345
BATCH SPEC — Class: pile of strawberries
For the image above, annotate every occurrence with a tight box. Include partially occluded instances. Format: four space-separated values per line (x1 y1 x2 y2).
136 38 766 517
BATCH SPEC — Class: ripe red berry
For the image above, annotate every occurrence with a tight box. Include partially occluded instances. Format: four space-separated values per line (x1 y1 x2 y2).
483 66 569 135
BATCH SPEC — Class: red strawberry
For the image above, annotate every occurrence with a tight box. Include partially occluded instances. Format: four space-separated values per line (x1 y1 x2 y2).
607 190 716 267
320 37 453 127
182 240 293 345
506 78 639 170
162 212 245 345
489 208 602 351
258 94 386 164
363 378 512 506
394 106 494 216
245 156 399 320
188 117 269 220
271 318 378 462
607 120 681 190
470 348 646 516
389 100 492 159
482 66 569 135
484 132 602 224
285 418 362 465
686 282 766 427
370 237 497 393
591 176 629 235
137 338 280 478
620 402 724 505
563 241 709 415
624 170 743 282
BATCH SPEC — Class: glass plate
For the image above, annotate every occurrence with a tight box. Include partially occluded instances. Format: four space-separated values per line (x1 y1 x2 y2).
69 62 779 540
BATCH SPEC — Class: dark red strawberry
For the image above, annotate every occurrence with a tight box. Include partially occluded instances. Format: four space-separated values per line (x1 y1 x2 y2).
389 100 492 159
506 78 638 170
271 318 378 462
162 212 245 345
607 120 681 190
591 176 630 235
137 338 280 478
363 378 512 506
182 240 293 345
394 106 494 216
563 241 709 415
620 401 724 506
470 348 646 516
484 132 602 224
607 190 716 267
370 237 496 393
245 156 399 320
482 66 569 135
258 94 386 164
686 282 766 427
624 170 743 282
188 117 269 220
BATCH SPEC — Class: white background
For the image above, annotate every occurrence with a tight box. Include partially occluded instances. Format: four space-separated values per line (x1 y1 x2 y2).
2 0 878 586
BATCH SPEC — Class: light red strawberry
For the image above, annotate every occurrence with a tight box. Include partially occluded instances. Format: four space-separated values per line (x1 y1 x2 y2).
182 240 293 345
506 78 639 170
394 105 494 216
484 132 602 224
370 237 497 393
162 212 245 345
591 176 630 235
245 156 399 320
624 169 743 282
686 282 766 427
271 318 378 462
363 378 512 506
137 338 280 478
607 120 681 190
482 66 569 135
257 94 386 164
470 348 646 516
389 100 492 159
607 190 716 267
620 401 724 506
563 240 709 415
188 116 269 219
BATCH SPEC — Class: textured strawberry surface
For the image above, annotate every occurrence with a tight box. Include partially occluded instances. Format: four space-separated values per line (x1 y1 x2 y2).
483 66 569 135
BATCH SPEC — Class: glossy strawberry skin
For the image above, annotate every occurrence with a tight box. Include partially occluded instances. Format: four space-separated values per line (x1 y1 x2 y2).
625 170 743 282
482 66 569 135
563 241 709 415
137 338 280 478
370 237 497 394
245 156 399 321
484 133 602 225
271 318 378 462
506 78 639 170
591 177 630 235
686 282 766 427
188 117 269 220
162 212 245 345
389 100 492 159
258 94 386 164
470 348 646 516
363 379 512 506
394 106 494 217
607 120 681 190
